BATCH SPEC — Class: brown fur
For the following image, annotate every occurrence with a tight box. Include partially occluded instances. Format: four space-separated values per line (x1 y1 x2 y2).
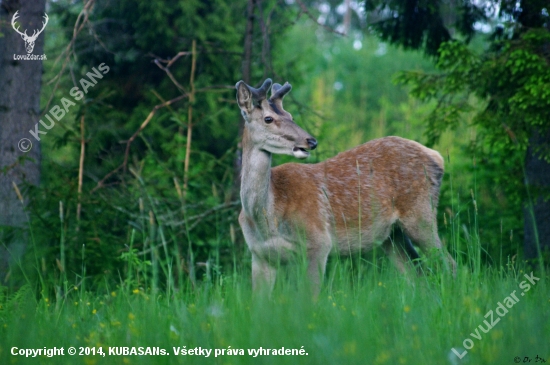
272 136 445 253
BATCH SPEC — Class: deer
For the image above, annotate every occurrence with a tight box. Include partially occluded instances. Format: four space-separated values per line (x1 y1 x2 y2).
11 11 49 54
235 78 456 296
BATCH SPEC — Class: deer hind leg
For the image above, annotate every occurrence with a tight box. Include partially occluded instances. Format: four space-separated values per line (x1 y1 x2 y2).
382 226 421 276
251 253 277 293
400 210 457 276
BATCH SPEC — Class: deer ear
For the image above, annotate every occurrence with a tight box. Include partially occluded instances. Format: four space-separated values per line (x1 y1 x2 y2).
236 81 253 113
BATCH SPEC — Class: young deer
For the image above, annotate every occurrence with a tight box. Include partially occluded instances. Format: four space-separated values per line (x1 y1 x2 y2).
236 78 456 295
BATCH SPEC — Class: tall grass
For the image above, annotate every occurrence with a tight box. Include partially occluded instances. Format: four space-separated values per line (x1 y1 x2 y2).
1 211 549 365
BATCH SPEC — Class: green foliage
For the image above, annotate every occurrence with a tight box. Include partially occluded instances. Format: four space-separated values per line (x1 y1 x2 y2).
394 28 550 259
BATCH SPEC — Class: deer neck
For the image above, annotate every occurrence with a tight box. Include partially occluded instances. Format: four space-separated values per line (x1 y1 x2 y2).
240 128 274 221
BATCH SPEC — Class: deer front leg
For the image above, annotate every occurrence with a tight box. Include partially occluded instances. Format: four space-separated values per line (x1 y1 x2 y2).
251 253 277 293
306 240 332 299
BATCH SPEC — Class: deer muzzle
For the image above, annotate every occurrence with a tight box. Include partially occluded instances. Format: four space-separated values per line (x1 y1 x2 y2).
292 138 317 159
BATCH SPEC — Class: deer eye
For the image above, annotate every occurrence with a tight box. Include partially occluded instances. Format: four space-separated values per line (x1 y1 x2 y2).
264 116 274 124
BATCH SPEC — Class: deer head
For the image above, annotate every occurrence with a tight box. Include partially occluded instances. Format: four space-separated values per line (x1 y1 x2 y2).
235 78 317 159
12 11 49 54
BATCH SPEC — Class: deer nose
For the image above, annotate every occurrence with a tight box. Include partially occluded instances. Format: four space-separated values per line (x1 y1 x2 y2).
307 138 317 150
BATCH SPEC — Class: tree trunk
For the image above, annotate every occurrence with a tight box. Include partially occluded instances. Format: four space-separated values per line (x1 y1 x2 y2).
0 0 45 281
233 0 255 198
523 129 550 261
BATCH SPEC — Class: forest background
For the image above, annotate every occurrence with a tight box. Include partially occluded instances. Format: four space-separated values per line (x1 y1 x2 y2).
0 0 549 312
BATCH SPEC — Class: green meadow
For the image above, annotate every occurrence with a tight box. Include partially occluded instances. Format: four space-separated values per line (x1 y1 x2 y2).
1 227 548 365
